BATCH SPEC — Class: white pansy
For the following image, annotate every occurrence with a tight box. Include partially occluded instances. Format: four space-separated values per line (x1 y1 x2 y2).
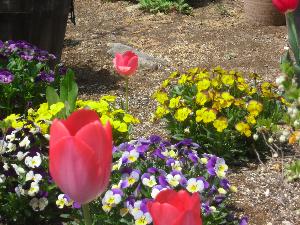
7 143 16 152
122 150 139 163
3 163 9 171
186 178 204 193
11 164 25 175
151 187 167 199
56 194 68 208
44 134 50 140
29 197 48 211
15 185 25 196
25 171 42 183
102 190 122 206
5 132 16 141
28 182 39 196
171 160 182 171
0 140 7 154
16 151 28 161
294 120 300 127
166 174 181 187
19 136 30 149
25 153 42 168
0 174 6 183
142 175 157 187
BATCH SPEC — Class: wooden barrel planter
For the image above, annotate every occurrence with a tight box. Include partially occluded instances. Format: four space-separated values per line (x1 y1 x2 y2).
244 0 286 26
0 0 72 61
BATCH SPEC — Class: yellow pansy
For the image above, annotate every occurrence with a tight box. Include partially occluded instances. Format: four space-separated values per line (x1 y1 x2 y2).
169 71 180 79
261 82 276 98
100 95 117 102
4 114 24 128
246 115 256 125
247 100 263 116
162 79 170 88
237 82 249 91
234 99 245 107
195 72 210 80
100 115 113 125
178 74 188 84
174 107 191 122
196 107 207 123
155 106 169 118
169 96 181 109
221 92 234 107
196 92 208 105
221 74 234 86
188 67 199 75
123 114 139 124
211 78 221 88
49 102 65 115
153 91 169 104
197 79 211 91
235 122 251 137
247 87 257 95
202 109 217 123
213 117 228 132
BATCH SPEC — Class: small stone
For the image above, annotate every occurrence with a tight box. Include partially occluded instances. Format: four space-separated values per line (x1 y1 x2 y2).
282 221 292 225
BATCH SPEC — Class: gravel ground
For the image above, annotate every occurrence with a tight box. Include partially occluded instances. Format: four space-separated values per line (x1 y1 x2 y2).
61 0 300 224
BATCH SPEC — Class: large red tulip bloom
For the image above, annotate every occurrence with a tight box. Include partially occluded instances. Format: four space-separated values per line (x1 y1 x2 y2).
49 109 112 204
113 51 138 76
272 0 299 13
147 190 202 225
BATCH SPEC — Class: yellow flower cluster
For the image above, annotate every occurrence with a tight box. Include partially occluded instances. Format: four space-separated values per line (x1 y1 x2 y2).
4 95 139 135
153 67 282 137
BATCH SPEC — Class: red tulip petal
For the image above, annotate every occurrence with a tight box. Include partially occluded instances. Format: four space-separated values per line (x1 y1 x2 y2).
191 193 202 214
75 120 112 187
170 190 194 211
50 136 107 204
122 51 137 64
113 53 124 67
148 202 179 225
62 109 100 136
155 189 178 203
50 119 70 147
173 210 202 225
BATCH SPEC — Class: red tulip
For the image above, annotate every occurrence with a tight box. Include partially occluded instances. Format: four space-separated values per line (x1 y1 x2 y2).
49 109 112 204
272 0 299 13
113 51 138 76
147 190 202 225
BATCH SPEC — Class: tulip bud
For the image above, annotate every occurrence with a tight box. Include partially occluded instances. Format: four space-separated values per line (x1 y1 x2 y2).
49 109 113 204
272 0 299 14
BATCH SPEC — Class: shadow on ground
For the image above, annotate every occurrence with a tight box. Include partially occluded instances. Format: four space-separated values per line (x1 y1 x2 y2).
70 65 123 96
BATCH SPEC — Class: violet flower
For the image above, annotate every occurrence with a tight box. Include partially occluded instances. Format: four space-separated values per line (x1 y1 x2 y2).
0 69 14 84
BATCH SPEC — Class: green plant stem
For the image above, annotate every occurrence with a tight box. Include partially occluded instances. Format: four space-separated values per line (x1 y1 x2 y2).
82 204 92 225
125 78 129 112
286 12 300 87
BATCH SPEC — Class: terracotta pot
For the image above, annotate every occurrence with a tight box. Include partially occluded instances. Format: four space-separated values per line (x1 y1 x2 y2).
244 0 286 26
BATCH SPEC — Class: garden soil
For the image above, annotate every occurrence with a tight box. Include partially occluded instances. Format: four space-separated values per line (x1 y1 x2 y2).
62 0 300 224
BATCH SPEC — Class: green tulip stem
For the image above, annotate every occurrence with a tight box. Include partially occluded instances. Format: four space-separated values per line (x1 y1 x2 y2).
125 78 129 112
82 204 92 225
286 12 300 87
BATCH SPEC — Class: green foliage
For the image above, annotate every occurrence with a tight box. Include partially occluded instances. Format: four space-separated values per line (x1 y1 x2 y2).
0 41 63 118
152 67 287 162
46 69 78 118
139 0 191 14
285 159 300 182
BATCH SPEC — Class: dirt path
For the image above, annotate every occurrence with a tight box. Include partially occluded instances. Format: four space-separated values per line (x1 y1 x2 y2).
61 0 299 224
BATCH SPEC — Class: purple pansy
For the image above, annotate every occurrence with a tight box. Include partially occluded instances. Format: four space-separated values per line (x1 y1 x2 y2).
0 69 14 84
